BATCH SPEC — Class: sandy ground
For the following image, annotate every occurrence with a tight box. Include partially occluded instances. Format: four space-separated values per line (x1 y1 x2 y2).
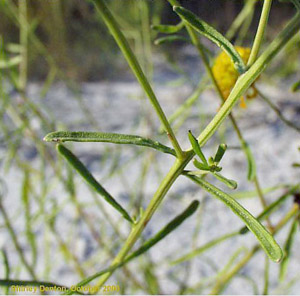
1 75 300 294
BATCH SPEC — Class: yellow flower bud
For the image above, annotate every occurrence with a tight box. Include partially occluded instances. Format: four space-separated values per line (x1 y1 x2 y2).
212 46 257 108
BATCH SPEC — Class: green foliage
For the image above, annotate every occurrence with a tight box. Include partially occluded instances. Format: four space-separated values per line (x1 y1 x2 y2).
56 144 133 223
185 175 283 262
0 0 300 294
44 131 176 156
173 6 247 73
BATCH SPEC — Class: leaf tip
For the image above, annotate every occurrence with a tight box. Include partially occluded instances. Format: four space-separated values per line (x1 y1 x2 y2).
267 244 283 263
43 132 61 143
173 5 180 12
43 135 50 142
191 200 200 210
230 180 238 190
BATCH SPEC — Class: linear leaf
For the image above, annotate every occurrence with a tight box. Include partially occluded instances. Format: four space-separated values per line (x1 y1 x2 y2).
56 144 133 223
44 131 175 156
193 159 210 171
213 172 238 190
64 200 199 295
93 0 183 157
174 186 298 264
125 200 199 262
241 141 257 181
173 6 246 73
214 144 227 164
186 175 283 262
188 131 207 164
240 186 298 234
151 22 184 33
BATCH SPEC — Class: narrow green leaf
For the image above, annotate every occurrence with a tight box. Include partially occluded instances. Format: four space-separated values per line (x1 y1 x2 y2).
173 6 246 73
154 35 188 45
188 131 207 164
186 175 283 262
279 217 298 281
239 186 298 234
56 144 133 224
65 200 199 295
214 144 227 164
208 156 215 166
151 22 184 33
125 200 199 262
44 131 176 156
193 159 210 171
213 172 238 190
241 141 257 181
92 0 183 158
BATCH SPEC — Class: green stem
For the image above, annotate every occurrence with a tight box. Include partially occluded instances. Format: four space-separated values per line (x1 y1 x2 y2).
263 255 270 295
93 0 183 158
181 8 276 226
95 153 194 289
90 8 300 291
248 0 273 66
196 11 300 146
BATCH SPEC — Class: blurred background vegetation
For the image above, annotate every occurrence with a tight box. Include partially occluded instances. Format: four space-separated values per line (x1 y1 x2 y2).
0 0 299 294
0 0 297 81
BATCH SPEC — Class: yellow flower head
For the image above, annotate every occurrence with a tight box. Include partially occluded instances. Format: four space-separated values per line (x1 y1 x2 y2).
212 46 257 108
